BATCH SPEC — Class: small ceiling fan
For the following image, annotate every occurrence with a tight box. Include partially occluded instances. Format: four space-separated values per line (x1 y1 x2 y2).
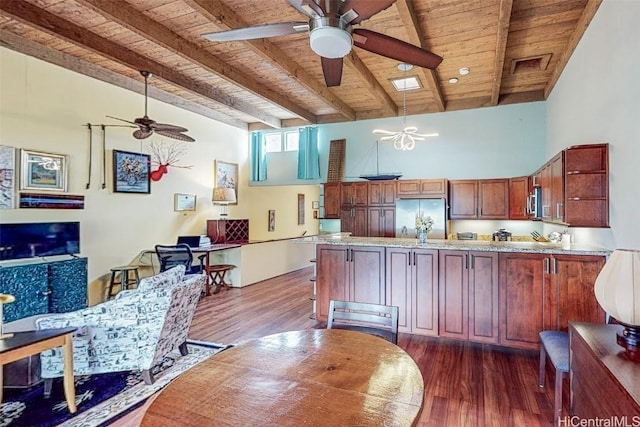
201 0 443 87
107 71 195 142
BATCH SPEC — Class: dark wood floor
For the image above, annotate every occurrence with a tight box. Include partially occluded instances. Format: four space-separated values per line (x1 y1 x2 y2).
114 266 560 426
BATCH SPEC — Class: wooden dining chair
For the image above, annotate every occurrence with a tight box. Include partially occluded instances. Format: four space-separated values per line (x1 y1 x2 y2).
327 300 399 344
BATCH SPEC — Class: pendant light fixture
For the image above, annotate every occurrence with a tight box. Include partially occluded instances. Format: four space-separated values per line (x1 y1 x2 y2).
373 63 438 151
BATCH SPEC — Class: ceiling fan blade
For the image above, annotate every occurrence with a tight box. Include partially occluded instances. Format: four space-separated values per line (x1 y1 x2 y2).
106 115 137 126
288 0 324 18
202 22 309 42
353 29 443 70
133 129 153 140
340 0 396 24
155 130 195 142
321 57 343 87
152 123 189 133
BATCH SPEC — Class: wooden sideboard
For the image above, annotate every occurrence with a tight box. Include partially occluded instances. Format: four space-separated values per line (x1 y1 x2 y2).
569 322 640 418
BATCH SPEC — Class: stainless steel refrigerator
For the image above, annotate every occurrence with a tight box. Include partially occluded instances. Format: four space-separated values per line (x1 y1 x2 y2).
395 198 447 239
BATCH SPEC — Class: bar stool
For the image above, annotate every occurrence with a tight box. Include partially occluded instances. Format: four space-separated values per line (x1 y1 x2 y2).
207 264 236 294
539 330 570 427
107 265 140 299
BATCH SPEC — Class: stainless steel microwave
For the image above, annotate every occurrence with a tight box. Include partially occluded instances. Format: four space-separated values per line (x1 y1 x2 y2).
528 187 542 218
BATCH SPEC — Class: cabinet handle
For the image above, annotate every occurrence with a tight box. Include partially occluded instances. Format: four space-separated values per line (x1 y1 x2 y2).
345 249 349 262
470 254 474 269
556 202 563 219
552 258 557 274
544 258 550 274
408 251 412 266
413 251 416 266
464 254 468 269
36 289 52 298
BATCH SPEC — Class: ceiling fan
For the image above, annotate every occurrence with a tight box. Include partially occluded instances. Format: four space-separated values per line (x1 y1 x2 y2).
107 71 195 142
201 0 443 87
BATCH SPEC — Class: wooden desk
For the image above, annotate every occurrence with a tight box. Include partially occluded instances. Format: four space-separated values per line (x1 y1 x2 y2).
0 327 77 413
141 329 424 426
569 322 640 418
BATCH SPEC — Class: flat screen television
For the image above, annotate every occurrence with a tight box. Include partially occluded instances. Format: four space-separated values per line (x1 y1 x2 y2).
0 222 80 261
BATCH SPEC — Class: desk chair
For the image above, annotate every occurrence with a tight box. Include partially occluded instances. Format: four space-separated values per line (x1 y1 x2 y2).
539 330 569 427
327 300 399 345
155 244 206 275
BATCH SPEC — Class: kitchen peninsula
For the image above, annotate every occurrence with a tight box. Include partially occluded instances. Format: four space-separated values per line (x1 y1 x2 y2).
302 234 609 350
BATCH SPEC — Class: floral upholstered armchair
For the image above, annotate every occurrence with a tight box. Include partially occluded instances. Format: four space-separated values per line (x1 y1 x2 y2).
35 265 204 396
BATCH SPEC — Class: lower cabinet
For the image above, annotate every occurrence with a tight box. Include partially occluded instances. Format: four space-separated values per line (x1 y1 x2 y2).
386 248 438 336
316 244 385 322
439 250 499 343
368 207 396 238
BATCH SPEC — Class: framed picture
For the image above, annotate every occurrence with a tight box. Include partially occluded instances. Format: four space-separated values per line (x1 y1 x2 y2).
113 150 151 194
214 160 238 205
312 201 319 209
0 145 15 209
174 193 197 211
20 149 67 192
268 209 275 232
298 193 305 225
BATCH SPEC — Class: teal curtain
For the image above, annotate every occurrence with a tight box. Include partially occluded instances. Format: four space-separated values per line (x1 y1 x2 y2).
250 131 267 182
297 126 320 180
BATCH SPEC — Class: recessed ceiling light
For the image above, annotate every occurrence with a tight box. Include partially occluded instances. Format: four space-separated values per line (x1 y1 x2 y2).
459 67 470 75
397 63 414 72
448 77 459 84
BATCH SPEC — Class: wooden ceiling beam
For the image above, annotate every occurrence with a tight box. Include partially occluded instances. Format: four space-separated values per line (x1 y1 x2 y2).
76 0 317 125
184 0 357 122
344 51 397 116
0 0 282 128
394 0 445 112
544 0 603 99
490 0 514 106
0 30 247 130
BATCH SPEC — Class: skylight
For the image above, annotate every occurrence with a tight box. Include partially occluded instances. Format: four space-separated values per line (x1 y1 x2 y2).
391 76 421 91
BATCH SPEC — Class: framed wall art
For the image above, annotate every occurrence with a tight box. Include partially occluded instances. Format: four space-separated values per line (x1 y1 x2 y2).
0 145 15 209
112 150 151 194
20 149 68 192
174 193 197 211
214 160 238 205
268 209 275 232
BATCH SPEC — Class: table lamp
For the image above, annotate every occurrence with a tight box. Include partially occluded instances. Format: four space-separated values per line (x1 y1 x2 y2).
594 249 640 362
0 293 16 339
212 187 236 217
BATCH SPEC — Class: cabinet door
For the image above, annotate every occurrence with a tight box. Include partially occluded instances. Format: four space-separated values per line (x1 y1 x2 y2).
546 255 606 331
386 248 412 332
367 207 393 238
420 179 447 197
551 152 565 222
396 180 421 196
499 252 546 349
438 250 468 339
368 180 396 205
509 176 529 220
449 180 478 219
413 249 439 336
350 246 386 305
323 182 341 218
0 264 49 322
316 244 349 321
478 179 509 219
340 207 367 237
49 258 88 313
540 163 552 219
341 182 368 206
468 252 499 343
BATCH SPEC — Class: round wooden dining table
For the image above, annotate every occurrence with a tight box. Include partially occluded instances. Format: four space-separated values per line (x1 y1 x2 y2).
141 329 425 426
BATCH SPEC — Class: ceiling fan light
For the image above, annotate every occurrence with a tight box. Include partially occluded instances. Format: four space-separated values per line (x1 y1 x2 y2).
310 26 352 58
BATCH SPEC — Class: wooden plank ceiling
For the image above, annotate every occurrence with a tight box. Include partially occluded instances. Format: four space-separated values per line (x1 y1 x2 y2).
0 0 602 130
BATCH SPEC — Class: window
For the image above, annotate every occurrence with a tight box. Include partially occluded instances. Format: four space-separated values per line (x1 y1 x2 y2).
263 130 299 152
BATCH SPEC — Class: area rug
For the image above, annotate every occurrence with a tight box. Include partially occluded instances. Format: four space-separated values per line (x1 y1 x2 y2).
1 340 228 427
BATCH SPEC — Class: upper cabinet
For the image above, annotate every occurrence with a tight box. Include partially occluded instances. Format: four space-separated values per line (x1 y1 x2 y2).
564 144 609 227
449 179 509 220
323 182 341 219
368 180 396 206
397 179 448 198
341 182 368 207
509 176 529 220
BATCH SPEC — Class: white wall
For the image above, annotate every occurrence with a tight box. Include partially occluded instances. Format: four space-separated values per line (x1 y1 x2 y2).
546 0 640 250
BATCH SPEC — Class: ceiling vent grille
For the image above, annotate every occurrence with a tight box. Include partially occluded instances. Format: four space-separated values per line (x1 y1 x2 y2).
511 54 552 75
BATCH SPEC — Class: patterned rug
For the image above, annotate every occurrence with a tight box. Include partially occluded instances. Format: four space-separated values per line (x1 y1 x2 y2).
1 340 228 427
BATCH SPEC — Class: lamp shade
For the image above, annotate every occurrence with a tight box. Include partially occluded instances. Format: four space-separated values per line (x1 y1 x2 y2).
212 187 236 204
594 249 640 326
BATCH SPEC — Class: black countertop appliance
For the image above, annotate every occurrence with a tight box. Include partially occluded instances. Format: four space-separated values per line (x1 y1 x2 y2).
492 228 512 241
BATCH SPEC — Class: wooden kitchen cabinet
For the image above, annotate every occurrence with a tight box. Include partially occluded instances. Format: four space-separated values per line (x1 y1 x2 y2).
323 182 341 219
509 176 529 220
386 248 438 336
543 254 606 331
340 207 367 237
564 143 609 227
340 182 368 207
499 252 547 349
315 244 385 322
368 180 396 206
396 179 447 198
550 152 565 223
449 179 508 219
439 250 499 343
368 207 396 238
